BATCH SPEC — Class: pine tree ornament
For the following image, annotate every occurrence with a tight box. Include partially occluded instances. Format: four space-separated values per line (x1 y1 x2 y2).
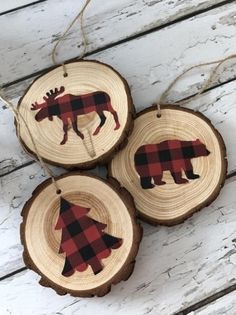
55 198 122 276
21 173 142 297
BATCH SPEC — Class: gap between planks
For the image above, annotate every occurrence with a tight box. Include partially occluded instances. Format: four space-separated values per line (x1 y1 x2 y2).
1 0 234 89
0 160 35 178
0 0 47 17
176 283 236 315
0 267 26 282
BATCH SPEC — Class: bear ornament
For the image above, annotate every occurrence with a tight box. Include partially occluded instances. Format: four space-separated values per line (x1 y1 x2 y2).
134 139 210 189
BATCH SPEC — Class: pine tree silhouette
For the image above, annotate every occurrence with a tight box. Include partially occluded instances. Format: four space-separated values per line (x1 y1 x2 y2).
55 198 123 276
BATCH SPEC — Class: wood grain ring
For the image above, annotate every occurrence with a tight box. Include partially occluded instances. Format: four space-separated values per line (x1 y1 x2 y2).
109 105 227 226
20 172 142 297
17 60 134 169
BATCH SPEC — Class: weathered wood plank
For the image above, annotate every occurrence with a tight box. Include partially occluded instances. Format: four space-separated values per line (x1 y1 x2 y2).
0 163 63 278
1 174 236 314
92 1 236 109
0 1 40 14
193 291 236 314
0 0 229 85
183 80 236 175
0 98 30 175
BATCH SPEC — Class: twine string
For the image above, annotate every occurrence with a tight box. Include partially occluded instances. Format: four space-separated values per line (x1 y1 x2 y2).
52 0 96 158
0 93 61 194
156 54 236 116
51 0 92 76
86 129 96 158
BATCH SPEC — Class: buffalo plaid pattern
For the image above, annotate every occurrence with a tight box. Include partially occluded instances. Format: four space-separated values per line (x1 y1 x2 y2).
32 87 120 144
55 198 123 276
134 139 210 188
35 91 111 122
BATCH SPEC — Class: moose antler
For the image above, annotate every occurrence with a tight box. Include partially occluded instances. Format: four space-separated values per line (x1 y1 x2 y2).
31 86 65 110
31 101 44 110
45 86 65 100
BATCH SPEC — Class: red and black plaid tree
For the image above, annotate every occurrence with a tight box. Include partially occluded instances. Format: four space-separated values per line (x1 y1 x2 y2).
55 198 123 276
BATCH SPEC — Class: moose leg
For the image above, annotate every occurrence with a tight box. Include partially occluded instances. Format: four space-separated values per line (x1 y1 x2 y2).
60 124 69 145
72 121 84 140
110 110 120 130
171 171 189 184
153 175 166 186
93 112 106 135
140 177 155 189
107 103 120 130
184 160 200 179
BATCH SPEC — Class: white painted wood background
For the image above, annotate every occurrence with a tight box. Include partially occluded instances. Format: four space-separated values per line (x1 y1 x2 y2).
1 0 236 314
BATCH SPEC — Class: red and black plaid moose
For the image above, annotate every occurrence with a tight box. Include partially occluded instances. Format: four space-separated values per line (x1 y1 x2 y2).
134 139 210 189
31 86 120 145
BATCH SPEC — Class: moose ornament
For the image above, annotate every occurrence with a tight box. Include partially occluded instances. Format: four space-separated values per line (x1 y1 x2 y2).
110 105 227 226
17 60 134 169
31 86 120 145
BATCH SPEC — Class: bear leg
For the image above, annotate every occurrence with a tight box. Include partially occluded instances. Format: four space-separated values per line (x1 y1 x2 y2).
171 172 189 184
185 170 200 180
184 160 200 180
140 177 155 189
153 175 166 186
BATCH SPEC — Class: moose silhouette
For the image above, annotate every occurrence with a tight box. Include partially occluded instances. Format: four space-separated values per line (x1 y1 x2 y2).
134 139 210 189
31 86 120 145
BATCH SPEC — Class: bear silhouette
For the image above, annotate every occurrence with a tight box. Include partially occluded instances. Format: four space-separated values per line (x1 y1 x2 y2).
134 139 210 189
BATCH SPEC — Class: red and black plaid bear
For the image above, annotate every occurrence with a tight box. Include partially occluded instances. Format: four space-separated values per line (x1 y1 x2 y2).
55 198 123 276
134 139 210 189
31 86 120 145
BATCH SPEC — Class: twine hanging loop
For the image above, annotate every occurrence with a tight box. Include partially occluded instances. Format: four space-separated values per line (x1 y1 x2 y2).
51 0 92 77
156 54 236 117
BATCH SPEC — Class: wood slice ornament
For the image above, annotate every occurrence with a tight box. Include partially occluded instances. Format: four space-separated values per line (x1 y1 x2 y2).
109 105 227 226
17 60 134 169
21 172 142 297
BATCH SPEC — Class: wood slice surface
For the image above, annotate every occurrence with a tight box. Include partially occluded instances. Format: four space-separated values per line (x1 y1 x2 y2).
20 172 142 297
109 105 227 226
17 60 134 169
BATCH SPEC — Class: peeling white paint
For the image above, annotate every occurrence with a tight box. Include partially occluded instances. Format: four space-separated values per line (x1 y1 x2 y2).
0 0 229 85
